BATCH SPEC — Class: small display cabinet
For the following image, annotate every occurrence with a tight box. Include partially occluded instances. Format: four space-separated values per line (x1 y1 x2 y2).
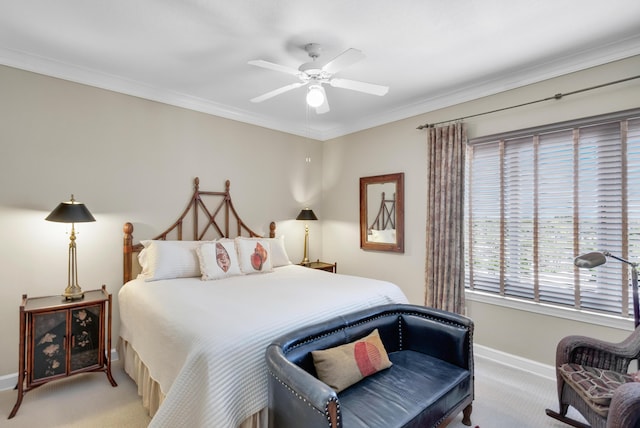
8 285 117 419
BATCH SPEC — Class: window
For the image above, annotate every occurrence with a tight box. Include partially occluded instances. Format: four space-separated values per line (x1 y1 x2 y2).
465 109 640 319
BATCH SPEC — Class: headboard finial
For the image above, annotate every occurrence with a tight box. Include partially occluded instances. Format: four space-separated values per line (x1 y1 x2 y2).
194 177 200 190
225 180 231 191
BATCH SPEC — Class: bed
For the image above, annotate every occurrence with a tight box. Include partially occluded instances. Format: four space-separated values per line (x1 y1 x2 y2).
118 178 409 428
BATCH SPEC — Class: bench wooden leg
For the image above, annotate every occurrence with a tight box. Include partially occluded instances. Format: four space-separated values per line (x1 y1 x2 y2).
462 404 472 426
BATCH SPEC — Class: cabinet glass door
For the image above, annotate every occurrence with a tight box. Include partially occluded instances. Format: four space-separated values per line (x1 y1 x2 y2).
70 304 102 372
31 310 67 383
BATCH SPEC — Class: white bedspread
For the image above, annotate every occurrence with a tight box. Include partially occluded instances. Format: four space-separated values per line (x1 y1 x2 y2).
118 265 408 428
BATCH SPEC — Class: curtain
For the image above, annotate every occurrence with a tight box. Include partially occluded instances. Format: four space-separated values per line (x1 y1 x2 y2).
425 122 467 314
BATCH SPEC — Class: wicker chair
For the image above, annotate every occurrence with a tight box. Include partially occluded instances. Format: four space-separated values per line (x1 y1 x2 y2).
546 327 640 428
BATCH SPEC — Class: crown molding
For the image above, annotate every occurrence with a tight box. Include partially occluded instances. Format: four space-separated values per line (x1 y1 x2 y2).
321 34 640 140
2 33 640 142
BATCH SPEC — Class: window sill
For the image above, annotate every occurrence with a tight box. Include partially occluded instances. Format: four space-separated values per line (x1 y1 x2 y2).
465 289 635 332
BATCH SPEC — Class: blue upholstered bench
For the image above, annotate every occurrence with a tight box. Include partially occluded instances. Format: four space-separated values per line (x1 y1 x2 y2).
266 303 474 428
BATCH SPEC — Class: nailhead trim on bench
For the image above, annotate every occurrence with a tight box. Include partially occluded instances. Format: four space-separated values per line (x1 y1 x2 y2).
267 370 339 427
282 310 470 355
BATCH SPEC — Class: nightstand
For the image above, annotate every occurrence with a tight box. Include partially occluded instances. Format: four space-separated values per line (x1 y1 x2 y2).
300 259 337 273
9 285 117 419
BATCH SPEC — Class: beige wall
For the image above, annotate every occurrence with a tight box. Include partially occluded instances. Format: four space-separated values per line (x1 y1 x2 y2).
1 55 639 378
322 55 640 367
0 65 324 376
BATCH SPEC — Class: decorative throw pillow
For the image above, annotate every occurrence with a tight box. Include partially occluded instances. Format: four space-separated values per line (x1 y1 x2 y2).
235 237 274 274
197 241 242 280
265 236 291 267
138 240 202 281
311 329 392 392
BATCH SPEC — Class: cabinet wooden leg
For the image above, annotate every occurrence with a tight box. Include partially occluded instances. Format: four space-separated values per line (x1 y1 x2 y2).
105 368 118 387
8 391 23 419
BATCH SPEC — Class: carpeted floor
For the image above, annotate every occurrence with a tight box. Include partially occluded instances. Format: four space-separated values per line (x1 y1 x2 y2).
0 356 587 427
447 357 586 428
0 359 151 428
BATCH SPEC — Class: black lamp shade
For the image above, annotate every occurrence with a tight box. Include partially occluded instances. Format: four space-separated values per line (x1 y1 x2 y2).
296 208 318 221
46 198 95 223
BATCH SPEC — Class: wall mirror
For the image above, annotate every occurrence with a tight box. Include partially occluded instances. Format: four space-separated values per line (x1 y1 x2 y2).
360 172 404 252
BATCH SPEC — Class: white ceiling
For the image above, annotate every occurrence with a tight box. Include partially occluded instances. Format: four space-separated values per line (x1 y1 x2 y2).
2 1 640 140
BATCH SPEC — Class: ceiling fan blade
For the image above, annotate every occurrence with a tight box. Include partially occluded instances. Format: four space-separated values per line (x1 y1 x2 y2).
322 48 365 74
248 60 301 77
250 82 306 103
315 86 330 114
329 78 389 96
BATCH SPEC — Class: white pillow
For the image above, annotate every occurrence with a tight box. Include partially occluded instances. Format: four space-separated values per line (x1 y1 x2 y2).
235 237 274 274
197 241 242 280
138 240 202 281
265 236 291 267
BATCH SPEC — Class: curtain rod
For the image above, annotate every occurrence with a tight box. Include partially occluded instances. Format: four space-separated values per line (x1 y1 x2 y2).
416 74 640 130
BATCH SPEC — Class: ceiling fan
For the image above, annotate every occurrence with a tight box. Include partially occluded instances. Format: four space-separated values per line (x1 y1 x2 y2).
248 43 389 114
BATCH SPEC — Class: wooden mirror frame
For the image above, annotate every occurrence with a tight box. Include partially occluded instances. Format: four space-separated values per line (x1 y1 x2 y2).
359 172 404 253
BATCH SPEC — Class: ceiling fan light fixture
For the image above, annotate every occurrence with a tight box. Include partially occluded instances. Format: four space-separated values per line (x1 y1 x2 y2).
306 85 325 107
249 44 387 109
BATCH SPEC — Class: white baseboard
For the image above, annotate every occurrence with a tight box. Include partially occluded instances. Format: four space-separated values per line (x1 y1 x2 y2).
474 343 556 381
0 348 119 392
0 371 16 392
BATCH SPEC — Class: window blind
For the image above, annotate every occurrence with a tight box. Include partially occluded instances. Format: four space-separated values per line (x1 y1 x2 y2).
465 109 640 319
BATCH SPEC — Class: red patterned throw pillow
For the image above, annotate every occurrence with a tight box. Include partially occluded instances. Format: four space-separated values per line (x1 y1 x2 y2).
235 237 273 274
311 329 392 392
354 339 384 376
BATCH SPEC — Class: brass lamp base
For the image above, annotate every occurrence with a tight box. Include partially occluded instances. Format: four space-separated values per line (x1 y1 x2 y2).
300 224 310 265
63 285 84 301
63 223 85 301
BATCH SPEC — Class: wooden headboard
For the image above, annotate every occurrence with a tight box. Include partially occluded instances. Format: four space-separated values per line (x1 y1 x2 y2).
123 177 276 283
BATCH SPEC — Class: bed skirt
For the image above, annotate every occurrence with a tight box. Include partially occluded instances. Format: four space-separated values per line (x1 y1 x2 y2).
117 338 267 428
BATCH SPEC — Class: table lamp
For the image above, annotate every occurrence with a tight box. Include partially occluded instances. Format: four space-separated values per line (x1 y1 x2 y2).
46 194 95 300
296 208 318 264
